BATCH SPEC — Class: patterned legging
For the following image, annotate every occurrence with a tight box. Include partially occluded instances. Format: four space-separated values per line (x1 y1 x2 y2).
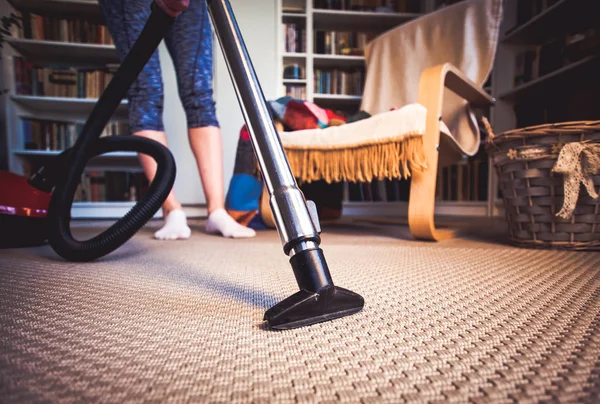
98 0 219 133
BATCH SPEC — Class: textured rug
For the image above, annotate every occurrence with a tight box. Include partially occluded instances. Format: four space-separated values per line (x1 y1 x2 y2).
1 219 600 403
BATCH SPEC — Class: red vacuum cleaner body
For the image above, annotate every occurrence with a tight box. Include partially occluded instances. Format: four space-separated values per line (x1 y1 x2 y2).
0 170 51 248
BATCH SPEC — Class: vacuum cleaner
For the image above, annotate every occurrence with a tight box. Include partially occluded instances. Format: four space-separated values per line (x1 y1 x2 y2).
0 0 364 330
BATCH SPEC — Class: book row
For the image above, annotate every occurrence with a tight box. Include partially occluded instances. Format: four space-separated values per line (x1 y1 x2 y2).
283 23 306 53
281 26 373 57
22 118 129 151
513 28 600 88
11 11 114 45
314 31 374 56
283 84 307 99
74 171 149 203
14 57 116 99
314 68 363 96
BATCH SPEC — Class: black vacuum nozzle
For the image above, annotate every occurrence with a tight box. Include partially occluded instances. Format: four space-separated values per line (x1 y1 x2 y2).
264 247 364 330
264 286 364 330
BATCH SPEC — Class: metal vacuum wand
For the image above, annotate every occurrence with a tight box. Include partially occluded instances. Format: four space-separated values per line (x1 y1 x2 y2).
207 0 364 329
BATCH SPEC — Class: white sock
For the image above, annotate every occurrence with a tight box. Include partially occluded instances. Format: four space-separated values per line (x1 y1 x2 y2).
154 209 191 240
205 208 256 238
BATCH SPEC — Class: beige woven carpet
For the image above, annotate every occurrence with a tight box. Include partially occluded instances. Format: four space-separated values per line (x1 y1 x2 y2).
1 219 600 403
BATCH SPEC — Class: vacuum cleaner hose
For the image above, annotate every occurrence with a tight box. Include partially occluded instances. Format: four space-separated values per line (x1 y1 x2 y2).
47 137 175 262
30 3 179 262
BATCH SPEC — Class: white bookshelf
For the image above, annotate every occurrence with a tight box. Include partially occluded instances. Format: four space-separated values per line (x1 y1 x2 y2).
69 201 143 219
1 0 143 218
283 78 307 84
6 37 120 65
313 54 365 67
11 95 128 117
276 0 499 218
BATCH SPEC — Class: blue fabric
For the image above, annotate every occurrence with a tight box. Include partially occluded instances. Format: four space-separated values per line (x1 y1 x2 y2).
225 174 262 212
247 214 269 230
98 0 219 132
267 97 291 121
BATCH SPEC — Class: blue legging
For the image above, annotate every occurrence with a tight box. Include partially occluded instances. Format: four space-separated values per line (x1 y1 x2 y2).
98 0 219 133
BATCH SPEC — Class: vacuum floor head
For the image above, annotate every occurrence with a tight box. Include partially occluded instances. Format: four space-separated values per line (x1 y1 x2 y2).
264 286 365 330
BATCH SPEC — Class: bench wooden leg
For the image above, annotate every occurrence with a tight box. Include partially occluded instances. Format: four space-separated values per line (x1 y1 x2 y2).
408 145 456 241
408 64 457 241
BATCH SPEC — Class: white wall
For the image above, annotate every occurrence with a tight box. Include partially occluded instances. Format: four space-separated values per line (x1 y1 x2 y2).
160 0 278 206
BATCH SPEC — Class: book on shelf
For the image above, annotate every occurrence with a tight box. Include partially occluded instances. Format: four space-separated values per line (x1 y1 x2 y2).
21 118 129 151
283 84 307 99
513 41 565 87
14 56 117 98
10 10 114 45
20 159 148 203
313 0 422 13
283 63 306 80
564 28 600 62
74 171 149 203
314 68 363 95
314 30 374 56
282 0 306 13
282 23 306 53
511 25 599 89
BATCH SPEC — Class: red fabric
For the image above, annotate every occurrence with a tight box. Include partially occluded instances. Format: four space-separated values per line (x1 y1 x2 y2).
326 109 346 124
155 0 189 17
283 100 322 130
240 125 250 141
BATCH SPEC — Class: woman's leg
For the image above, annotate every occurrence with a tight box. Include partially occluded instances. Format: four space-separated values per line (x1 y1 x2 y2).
99 0 190 240
164 0 255 238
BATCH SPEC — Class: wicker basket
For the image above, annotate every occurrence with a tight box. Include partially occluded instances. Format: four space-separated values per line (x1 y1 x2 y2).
484 120 600 251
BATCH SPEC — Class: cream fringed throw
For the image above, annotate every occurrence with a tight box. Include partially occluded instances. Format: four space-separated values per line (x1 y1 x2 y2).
278 104 438 183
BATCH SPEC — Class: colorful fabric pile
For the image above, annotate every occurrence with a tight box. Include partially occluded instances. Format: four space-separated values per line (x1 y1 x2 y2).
224 124 267 229
268 96 347 130
225 96 366 230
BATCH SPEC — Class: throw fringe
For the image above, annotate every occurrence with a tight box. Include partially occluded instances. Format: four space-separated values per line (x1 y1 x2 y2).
282 135 428 184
